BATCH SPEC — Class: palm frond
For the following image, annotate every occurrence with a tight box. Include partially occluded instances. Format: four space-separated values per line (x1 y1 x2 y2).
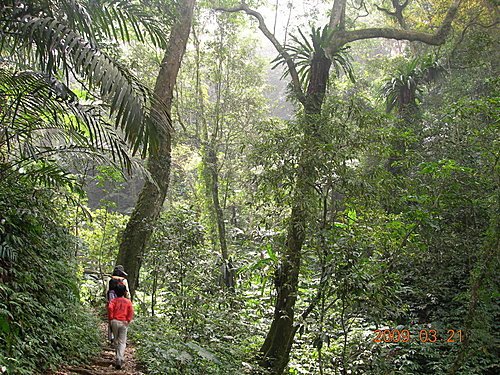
22 160 81 192
0 68 134 171
2 15 168 155
1 0 168 48
0 2 170 157
87 0 169 48
331 46 355 83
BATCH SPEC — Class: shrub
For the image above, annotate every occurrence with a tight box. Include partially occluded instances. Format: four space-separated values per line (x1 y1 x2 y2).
0 172 101 374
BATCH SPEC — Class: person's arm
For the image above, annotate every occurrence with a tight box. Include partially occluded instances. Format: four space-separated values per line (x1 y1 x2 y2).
126 300 134 323
107 300 114 321
123 279 130 298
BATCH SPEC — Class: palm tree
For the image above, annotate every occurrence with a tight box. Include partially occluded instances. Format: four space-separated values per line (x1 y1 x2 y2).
0 0 170 183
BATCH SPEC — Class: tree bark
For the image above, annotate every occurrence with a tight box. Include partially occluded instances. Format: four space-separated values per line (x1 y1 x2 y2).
117 0 196 298
328 0 346 30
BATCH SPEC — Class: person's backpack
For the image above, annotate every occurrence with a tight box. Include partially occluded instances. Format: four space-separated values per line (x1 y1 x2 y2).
107 276 126 301
109 276 125 291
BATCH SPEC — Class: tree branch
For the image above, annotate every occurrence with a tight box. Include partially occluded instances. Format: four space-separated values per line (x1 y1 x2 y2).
215 2 306 104
327 0 463 53
376 0 409 29
329 0 346 30
375 5 396 17
450 16 500 59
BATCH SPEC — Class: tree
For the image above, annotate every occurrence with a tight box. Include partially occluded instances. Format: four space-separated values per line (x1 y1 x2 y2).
217 0 463 373
117 0 196 298
185 13 266 290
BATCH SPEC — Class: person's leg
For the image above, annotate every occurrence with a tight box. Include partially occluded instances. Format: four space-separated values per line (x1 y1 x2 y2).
110 320 121 366
108 322 114 343
115 321 128 367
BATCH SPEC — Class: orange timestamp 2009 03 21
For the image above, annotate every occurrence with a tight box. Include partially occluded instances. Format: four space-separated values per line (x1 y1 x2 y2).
373 328 463 344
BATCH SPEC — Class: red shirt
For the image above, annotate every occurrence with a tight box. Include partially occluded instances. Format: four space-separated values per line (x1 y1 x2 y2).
108 297 134 322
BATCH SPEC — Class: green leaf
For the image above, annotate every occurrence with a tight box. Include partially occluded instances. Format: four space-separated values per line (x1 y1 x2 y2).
185 341 221 364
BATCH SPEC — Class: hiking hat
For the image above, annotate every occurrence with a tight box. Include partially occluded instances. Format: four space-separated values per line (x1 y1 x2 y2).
113 265 128 277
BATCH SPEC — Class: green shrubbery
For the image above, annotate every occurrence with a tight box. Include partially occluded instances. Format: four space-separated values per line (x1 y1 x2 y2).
131 316 250 375
128 207 269 375
0 172 101 374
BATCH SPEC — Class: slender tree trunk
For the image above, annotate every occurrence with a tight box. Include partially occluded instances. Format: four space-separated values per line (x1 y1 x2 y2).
117 0 196 298
151 256 158 316
204 144 234 289
193 25 233 290
200 140 234 289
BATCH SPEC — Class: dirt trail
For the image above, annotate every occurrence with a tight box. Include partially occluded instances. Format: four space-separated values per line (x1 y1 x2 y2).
50 324 144 375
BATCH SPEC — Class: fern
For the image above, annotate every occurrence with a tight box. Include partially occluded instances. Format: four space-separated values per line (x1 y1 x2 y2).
272 25 356 91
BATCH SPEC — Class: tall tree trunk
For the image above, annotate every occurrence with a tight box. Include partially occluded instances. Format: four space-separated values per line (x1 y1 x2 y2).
117 0 196 298
259 53 331 374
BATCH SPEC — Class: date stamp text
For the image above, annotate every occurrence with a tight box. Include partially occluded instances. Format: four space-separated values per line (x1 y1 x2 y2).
373 329 463 343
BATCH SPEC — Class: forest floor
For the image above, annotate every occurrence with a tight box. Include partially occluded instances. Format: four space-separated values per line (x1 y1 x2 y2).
49 323 144 375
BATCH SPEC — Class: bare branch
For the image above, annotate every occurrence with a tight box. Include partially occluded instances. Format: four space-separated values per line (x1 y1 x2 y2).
215 2 306 104
451 16 500 59
327 0 463 54
375 5 396 17
376 0 409 29
284 1 293 46
352 0 370 24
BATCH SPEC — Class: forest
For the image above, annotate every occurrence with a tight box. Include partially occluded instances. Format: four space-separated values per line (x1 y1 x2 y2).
0 0 498 374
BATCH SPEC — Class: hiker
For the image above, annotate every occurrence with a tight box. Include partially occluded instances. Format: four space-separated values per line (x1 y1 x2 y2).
107 265 129 343
107 283 134 370
107 265 129 301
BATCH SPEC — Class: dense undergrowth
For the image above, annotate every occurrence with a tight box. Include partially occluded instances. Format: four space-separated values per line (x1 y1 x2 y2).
0 172 100 374
131 316 252 375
